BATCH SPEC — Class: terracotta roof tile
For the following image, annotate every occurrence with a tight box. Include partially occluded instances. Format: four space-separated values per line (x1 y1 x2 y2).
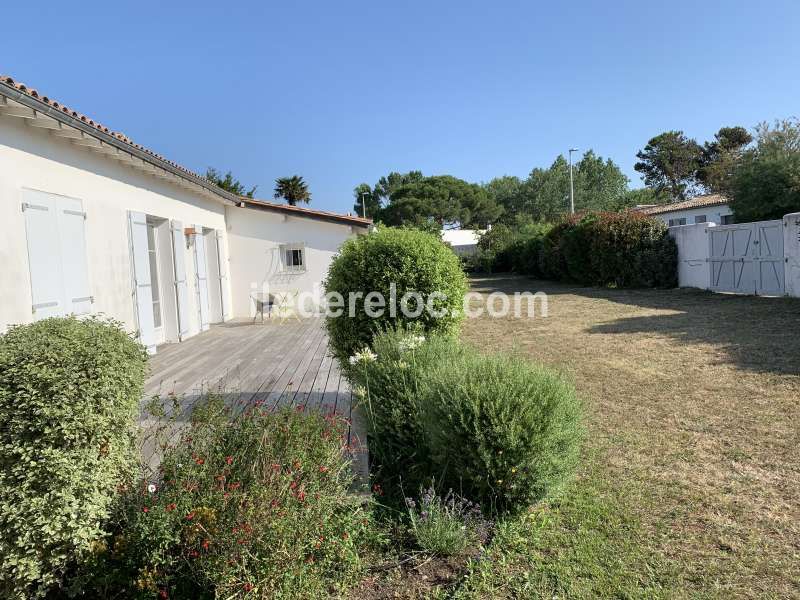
636 194 729 215
0 74 211 186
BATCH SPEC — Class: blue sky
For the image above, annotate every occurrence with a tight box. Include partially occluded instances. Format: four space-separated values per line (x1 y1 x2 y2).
4 0 800 213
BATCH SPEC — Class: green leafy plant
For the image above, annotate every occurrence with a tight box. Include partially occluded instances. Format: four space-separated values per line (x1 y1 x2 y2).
0 317 147 599
423 349 583 515
348 330 462 498
324 227 467 362
73 396 373 599
350 331 582 515
404 486 490 556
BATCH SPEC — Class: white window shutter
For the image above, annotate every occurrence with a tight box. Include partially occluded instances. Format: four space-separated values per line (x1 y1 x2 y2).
128 211 156 354
56 197 92 316
171 220 190 340
216 229 230 320
194 225 210 331
22 190 64 320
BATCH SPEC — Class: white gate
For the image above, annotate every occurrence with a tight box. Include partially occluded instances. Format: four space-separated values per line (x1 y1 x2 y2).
709 220 785 295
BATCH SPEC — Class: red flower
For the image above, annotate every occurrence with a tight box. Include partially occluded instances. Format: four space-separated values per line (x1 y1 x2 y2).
185 512 195 520
372 484 383 496
195 457 205 465
142 506 149 513
201 539 210 550
297 490 306 502
225 456 233 465
243 582 254 592
166 503 177 512
158 589 168 599
318 465 329 473
290 481 298 490
189 550 199 558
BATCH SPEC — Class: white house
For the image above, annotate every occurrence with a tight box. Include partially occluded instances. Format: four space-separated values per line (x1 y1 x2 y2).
636 194 733 226
441 229 484 256
0 75 370 353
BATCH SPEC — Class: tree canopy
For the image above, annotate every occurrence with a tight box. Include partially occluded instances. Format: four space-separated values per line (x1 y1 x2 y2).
274 175 311 206
634 131 703 201
205 168 257 198
486 151 629 222
729 119 800 222
354 172 501 228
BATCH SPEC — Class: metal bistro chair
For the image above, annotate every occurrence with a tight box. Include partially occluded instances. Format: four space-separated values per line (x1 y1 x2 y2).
251 292 277 323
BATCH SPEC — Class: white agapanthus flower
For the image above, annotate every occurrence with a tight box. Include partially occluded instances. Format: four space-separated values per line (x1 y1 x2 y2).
349 348 377 365
398 334 426 352
147 483 157 494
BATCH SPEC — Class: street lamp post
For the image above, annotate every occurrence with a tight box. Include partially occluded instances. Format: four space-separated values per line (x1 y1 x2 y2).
360 191 369 219
568 148 579 214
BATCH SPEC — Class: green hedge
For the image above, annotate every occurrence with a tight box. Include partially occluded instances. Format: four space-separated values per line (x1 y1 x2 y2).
0 317 147 599
479 213 677 288
324 227 467 362
348 330 582 515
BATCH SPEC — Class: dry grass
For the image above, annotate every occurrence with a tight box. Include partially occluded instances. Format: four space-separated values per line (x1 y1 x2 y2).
461 275 800 598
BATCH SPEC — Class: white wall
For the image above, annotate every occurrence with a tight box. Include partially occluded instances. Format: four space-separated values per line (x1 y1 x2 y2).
225 206 365 317
0 116 231 338
442 229 484 256
784 212 800 298
653 204 732 226
669 222 715 289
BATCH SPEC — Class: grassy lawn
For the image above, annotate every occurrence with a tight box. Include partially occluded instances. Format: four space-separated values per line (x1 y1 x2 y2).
454 275 800 599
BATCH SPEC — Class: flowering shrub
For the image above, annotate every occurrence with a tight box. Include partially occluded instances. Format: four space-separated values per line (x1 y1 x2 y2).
71 395 373 599
0 317 147 599
350 331 582 515
405 487 491 556
324 227 468 363
348 329 466 498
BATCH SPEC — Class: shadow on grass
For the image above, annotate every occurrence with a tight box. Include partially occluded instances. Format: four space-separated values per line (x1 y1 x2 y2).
469 274 800 377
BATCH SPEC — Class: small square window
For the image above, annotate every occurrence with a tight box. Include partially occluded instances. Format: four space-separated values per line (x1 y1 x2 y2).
694 215 707 224
280 244 306 272
720 214 734 225
668 217 687 227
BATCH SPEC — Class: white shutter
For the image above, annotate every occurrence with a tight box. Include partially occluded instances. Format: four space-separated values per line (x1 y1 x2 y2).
56 197 92 316
194 225 210 331
171 220 190 340
22 190 63 320
128 211 156 354
216 229 230 321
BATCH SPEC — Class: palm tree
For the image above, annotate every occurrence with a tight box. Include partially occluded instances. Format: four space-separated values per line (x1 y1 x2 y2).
274 175 311 206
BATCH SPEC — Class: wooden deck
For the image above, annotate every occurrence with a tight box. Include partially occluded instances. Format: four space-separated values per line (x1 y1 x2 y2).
143 318 366 478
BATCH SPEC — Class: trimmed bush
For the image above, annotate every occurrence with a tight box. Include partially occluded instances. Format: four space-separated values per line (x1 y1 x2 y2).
324 227 467 362
539 212 677 288
349 331 582 515
72 396 372 599
424 350 582 515
0 317 147 599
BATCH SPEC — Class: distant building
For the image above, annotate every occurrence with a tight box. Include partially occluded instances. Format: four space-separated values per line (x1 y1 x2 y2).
441 229 485 256
635 194 733 226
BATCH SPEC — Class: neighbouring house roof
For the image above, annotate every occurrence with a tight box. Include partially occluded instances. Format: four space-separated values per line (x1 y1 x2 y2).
239 198 372 228
635 194 729 216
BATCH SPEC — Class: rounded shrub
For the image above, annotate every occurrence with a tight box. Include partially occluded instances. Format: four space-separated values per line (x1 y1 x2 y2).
324 227 467 362
0 317 147 598
424 350 582 515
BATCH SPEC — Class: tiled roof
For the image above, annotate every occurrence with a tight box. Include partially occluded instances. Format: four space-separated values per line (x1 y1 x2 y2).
0 74 368 225
0 74 214 186
636 194 729 215
240 198 372 227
